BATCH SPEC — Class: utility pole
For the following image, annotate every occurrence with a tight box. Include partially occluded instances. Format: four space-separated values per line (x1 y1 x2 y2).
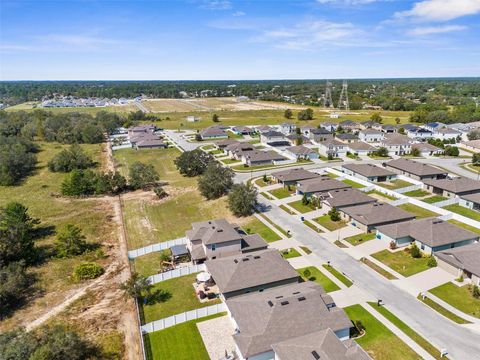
324 80 334 108
337 80 349 110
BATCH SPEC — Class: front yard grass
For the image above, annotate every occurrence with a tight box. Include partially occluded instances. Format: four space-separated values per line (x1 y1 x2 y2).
269 186 295 199
281 248 302 259
297 266 341 293
287 200 316 213
258 213 292 238
344 232 376 246
448 219 480 235
341 179 366 189
371 249 431 277
254 177 271 187
397 203 439 219
141 273 220 324
322 264 353 287
360 258 397 280
367 302 445 360
402 189 431 197
429 282 480 319
145 313 226 360
243 217 282 243
443 204 480 222
377 179 413 190
422 195 448 204
304 220 324 233
300 246 312 254
220 158 241 165
343 304 420 360
418 295 470 324
279 204 295 214
314 215 347 231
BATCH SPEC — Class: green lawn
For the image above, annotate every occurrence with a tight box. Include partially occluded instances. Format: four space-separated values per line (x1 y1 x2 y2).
227 131 243 139
403 189 431 198
220 158 241 165
341 179 366 189
297 266 341 293
322 264 353 287
344 232 376 246
260 192 274 200
422 195 448 204
360 258 397 280
287 200 316 213
365 190 397 201
367 302 445 360
444 204 480 222
281 248 302 259
141 273 220 324
334 240 348 248
418 295 470 324
258 213 292 238
343 304 420 360
448 219 480 235
254 177 271 187
429 282 480 319
397 203 439 219
269 187 295 199
325 172 339 178
242 217 282 242
208 149 224 155
377 179 413 190
201 144 215 151
304 220 324 233
314 215 347 231
300 246 312 254
371 249 432 277
134 250 171 277
279 204 295 214
145 313 226 360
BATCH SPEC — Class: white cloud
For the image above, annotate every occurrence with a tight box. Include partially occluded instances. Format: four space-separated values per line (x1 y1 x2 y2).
395 0 480 21
200 0 232 10
232 11 246 17
408 24 467 35
317 0 381 4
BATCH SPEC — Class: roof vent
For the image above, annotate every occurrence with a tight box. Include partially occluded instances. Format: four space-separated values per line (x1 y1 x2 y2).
298 296 306 302
242 258 250 262
253 256 261 259
275 295 284 299
292 291 300 295
267 301 274 307
234 259 238 263
280 301 289 306
217 229 223 232
312 351 320 360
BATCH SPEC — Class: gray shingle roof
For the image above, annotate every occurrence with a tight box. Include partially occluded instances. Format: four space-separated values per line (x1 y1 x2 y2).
322 188 377 208
461 193 480 204
187 219 243 245
436 243 480 278
271 168 319 183
342 164 395 178
200 126 227 137
341 203 415 226
423 177 480 194
347 141 375 151
286 145 317 156
205 249 299 294
227 282 352 358
242 150 287 162
297 176 351 194
386 158 446 177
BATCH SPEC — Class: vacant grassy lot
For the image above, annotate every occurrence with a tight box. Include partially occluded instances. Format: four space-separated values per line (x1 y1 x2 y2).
242 217 282 242
269 186 295 199
403 189 431 197
418 295 470 324
448 219 480 234
429 283 480 319
322 264 353 287
288 199 316 213
444 204 480 222
145 313 226 360
377 179 413 190
344 232 376 246
341 179 366 189
343 304 420 360
297 266 341 293
314 215 347 231
281 248 301 259
422 195 448 204
372 249 432 277
397 203 439 219
141 273 220 324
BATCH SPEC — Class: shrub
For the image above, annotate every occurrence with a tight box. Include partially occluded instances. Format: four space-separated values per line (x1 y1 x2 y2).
427 256 437 268
328 207 340 222
389 241 397 250
55 224 88 258
303 269 311 278
48 144 94 173
355 320 365 333
456 275 464 283
472 285 480 299
154 185 168 199
72 262 104 281
410 243 421 258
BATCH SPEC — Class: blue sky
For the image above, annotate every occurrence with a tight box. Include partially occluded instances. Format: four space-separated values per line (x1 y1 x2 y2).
1 0 480 80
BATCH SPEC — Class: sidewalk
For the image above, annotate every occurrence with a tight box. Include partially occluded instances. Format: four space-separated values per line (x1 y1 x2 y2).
425 292 480 324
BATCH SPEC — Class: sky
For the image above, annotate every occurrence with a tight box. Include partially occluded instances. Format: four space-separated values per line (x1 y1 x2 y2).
1 0 480 80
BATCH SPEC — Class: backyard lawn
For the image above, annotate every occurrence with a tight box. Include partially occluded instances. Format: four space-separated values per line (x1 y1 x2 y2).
422 195 448 204
314 215 347 231
269 187 295 199
145 313 225 360
444 204 480 222
242 217 282 242
287 200 316 213
365 190 397 201
297 266 341 293
377 179 413 190
322 264 353 287
344 232 376 246
402 189 431 198
397 203 439 219
343 304 420 360
141 273 221 324
429 282 480 319
371 249 432 277
134 251 170 277
341 179 366 189
281 248 302 259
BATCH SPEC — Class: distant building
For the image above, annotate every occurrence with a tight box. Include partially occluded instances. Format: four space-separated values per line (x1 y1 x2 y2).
187 115 200 122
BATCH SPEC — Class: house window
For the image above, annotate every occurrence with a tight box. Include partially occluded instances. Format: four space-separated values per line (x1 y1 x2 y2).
212 244 216 251
420 244 425 250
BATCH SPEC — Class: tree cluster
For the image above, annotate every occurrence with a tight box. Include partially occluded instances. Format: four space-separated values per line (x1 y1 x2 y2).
174 149 214 177
0 135 37 186
297 108 314 120
61 169 127 196
48 144 94 172
228 184 258 217
198 162 234 200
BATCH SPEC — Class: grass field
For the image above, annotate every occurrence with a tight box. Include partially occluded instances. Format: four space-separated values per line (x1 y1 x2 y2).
314 215 347 231
322 264 353 287
242 217 282 242
418 295 470 324
343 304 420 360
344 232 376 246
297 266 341 293
145 313 226 360
397 203 439 219
269 187 295 199
281 248 302 259
372 249 431 277
429 283 480 319
444 204 480 222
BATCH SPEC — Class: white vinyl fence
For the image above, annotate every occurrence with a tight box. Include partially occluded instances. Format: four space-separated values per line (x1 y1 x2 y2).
431 197 459 208
148 264 206 285
395 184 422 193
128 237 188 259
141 303 227 334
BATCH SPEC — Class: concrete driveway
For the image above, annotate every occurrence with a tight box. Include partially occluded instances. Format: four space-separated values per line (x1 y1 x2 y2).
396 268 455 296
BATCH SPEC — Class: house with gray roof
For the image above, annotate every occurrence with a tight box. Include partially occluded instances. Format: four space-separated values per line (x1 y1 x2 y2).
385 158 447 181
317 188 377 210
433 128 461 141
271 168 319 185
205 249 300 299
310 128 334 143
381 134 412 156
297 176 351 198
359 129 384 143
200 126 229 140
459 193 480 211
280 122 296 135
411 142 442 157
286 134 311 146
216 139 240 150
342 163 396 182
284 145 319 160
335 133 358 144
225 142 255 159
226 282 352 360
423 177 480 198
376 218 479 254
436 243 480 286
260 130 286 145
186 219 268 263
241 150 288 166
232 126 255 135
340 202 416 232
346 141 376 156
318 139 348 158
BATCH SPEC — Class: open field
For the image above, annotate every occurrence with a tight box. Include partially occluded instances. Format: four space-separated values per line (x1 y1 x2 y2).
372 249 431 277
6 103 139 114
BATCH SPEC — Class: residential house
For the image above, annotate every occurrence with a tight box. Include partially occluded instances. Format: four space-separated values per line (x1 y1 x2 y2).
407 128 433 140
339 120 359 131
260 130 286 145
358 129 384 143
340 202 416 232
225 142 255 159
423 177 480 198
384 158 447 181
335 133 358 144
185 219 268 264
424 122 446 132
319 122 338 132
318 139 348 158
128 124 156 137
256 125 273 134
347 141 376 156
310 128 334 143
200 126 229 140
133 137 168 149
381 134 412 156
433 128 461 141
318 188 377 211
271 168 320 186
241 150 288 166
410 143 442 157
187 115 200 122
232 126 256 136
381 125 397 133
226 282 353 360
280 122 296 135
286 134 310 146
436 243 480 285
300 125 315 137
205 249 300 299
342 164 396 182
461 140 480 153
360 120 380 129
296 176 351 198
216 139 240 150
284 145 319 160
459 193 480 211
376 218 479 254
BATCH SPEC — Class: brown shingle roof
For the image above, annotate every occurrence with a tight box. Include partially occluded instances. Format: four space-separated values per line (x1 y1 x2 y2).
297 176 351 194
341 203 415 226
271 168 320 183
322 188 377 208
286 145 317 156
187 219 243 245
242 150 287 162
347 141 375 151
